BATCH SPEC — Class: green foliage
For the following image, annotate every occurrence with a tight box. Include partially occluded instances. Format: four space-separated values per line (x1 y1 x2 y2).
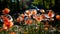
32 0 43 6
32 0 55 9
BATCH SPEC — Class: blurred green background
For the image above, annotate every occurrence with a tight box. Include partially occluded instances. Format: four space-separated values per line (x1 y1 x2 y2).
0 0 60 14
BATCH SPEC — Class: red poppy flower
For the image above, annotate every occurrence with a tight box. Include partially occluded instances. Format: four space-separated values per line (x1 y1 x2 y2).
25 19 32 24
4 21 10 27
4 21 13 29
3 17 9 22
25 10 32 16
2 8 10 14
31 10 37 15
41 14 45 19
48 12 52 17
3 17 13 29
36 16 41 22
47 10 54 18
17 16 24 22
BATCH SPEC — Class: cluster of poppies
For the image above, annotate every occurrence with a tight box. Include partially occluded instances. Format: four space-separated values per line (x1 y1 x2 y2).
0 8 13 30
0 8 60 34
17 9 60 25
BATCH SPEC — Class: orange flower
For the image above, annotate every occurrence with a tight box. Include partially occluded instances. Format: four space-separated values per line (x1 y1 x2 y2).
2 17 9 22
36 17 41 22
3 22 13 30
48 11 52 17
31 9 37 15
41 14 45 19
4 21 13 29
36 15 42 22
3 17 13 29
56 15 60 20
25 10 32 16
25 19 32 24
2 16 13 30
47 10 54 18
4 21 10 27
2 8 10 14
17 16 24 22
25 10 31 15
3 17 10 28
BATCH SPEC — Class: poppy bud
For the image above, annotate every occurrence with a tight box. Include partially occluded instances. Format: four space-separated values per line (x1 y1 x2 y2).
56 15 60 20
2 8 10 14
